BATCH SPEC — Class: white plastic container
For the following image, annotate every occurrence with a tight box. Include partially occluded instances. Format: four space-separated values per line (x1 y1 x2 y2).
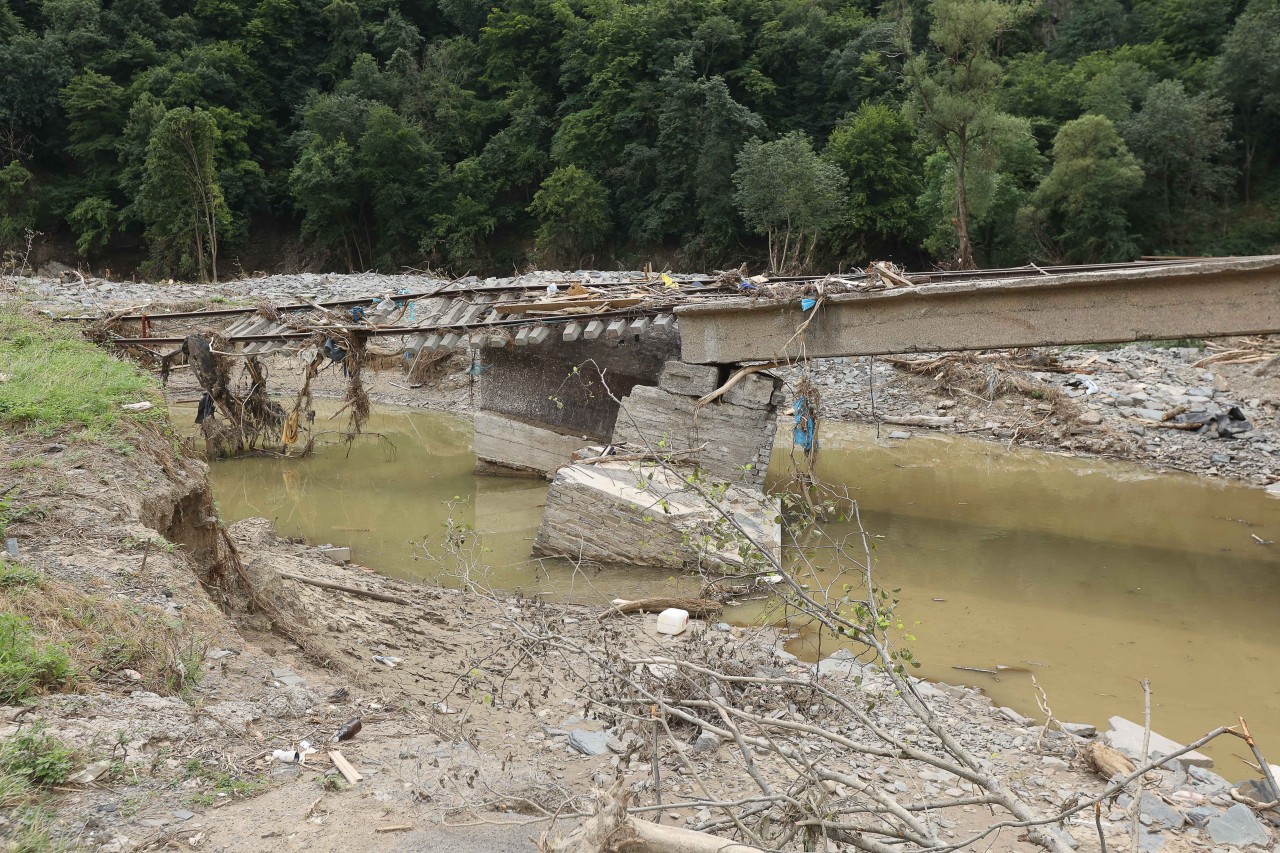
655 608 690 636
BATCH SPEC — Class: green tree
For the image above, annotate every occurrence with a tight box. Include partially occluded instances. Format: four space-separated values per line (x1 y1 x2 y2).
823 103 925 258
1020 114 1143 262
906 0 1034 268
527 164 610 266
0 160 36 250
1213 0 1280 199
137 107 230 281
1122 79 1236 246
733 131 847 273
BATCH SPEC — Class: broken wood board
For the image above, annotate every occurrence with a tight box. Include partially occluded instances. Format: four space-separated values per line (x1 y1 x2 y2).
328 750 363 784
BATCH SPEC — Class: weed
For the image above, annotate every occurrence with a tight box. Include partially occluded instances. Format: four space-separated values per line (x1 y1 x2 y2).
0 560 40 588
0 303 160 436
0 613 74 702
0 726 74 786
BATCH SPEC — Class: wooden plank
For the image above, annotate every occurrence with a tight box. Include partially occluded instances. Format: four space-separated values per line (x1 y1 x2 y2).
329 750 363 784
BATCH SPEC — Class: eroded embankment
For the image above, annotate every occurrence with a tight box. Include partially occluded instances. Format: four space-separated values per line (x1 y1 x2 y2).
2 303 1278 853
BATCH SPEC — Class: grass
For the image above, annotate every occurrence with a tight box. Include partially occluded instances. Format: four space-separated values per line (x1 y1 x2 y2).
0 302 161 437
0 728 75 852
0 560 207 702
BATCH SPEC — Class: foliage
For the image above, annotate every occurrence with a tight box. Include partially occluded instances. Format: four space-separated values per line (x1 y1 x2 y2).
528 165 610 266
823 103 924 259
733 131 847 273
1020 114 1144 262
137 106 230 281
2 0 1279 272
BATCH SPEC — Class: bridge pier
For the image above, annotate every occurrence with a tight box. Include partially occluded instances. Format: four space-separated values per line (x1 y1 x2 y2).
530 361 784 571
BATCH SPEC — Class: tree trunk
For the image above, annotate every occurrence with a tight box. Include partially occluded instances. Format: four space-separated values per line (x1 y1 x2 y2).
954 142 975 270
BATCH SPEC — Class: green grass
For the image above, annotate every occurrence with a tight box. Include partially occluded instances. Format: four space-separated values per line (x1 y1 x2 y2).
0 303 160 436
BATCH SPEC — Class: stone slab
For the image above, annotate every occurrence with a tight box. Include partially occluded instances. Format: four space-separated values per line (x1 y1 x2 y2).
473 411 591 479
532 460 780 570
1104 716 1213 768
610 385 778 489
721 371 781 410
658 360 720 397
1207 803 1271 847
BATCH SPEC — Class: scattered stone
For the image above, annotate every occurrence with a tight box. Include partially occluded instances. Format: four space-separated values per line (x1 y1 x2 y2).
1139 791 1185 830
693 732 721 754
1187 805 1223 827
1206 803 1271 847
887 430 912 440
997 706 1035 726
1078 411 1103 425
68 760 111 784
173 809 195 821
567 729 611 756
1061 722 1097 738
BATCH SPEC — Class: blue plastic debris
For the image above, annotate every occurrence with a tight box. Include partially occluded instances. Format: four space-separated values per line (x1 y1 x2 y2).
793 396 815 452
801 297 817 312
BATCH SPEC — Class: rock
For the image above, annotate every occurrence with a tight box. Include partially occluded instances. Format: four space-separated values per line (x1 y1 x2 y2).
1139 792 1185 830
567 729 611 756
1041 756 1069 769
1104 716 1213 767
693 732 721 754
1061 722 1097 738
1078 411 1103 425
69 760 112 784
1190 766 1231 790
998 706 1035 726
1187 805 1224 827
173 809 195 821
887 430 912 440
1207 803 1271 847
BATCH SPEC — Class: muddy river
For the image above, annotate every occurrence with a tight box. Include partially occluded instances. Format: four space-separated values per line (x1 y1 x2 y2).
188 402 1280 775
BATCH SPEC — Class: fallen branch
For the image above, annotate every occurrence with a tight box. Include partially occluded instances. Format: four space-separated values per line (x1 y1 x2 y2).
880 415 956 428
697 362 786 408
598 597 724 621
278 572 410 605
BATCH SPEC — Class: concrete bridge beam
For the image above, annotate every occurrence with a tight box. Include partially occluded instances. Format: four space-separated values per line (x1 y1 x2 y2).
675 256 1280 364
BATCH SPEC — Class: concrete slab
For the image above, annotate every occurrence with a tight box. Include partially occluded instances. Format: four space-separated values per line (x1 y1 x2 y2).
473 411 591 478
532 460 780 570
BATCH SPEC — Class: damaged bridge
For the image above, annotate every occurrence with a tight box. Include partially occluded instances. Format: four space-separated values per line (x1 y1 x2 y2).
90 255 1280 572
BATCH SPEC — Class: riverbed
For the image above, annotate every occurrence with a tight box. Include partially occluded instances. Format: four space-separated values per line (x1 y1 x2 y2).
188 402 1280 775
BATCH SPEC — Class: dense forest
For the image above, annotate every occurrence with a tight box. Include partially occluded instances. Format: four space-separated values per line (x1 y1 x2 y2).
1 0 1278 278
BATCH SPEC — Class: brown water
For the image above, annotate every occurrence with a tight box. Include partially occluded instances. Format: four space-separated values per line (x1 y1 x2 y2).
189 402 1280 777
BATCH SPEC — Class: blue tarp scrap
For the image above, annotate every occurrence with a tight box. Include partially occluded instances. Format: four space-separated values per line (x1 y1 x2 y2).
793 395 816 451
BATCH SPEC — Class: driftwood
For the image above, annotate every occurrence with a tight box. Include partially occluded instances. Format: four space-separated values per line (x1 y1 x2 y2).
578 444 707 466
598 597 724 621
881 415 956 428
539 781 763 853
1083 741 1136 779
278 572 410 605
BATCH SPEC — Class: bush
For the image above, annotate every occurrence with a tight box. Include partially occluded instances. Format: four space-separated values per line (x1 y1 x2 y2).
0 727 74 786
0 614 73 703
